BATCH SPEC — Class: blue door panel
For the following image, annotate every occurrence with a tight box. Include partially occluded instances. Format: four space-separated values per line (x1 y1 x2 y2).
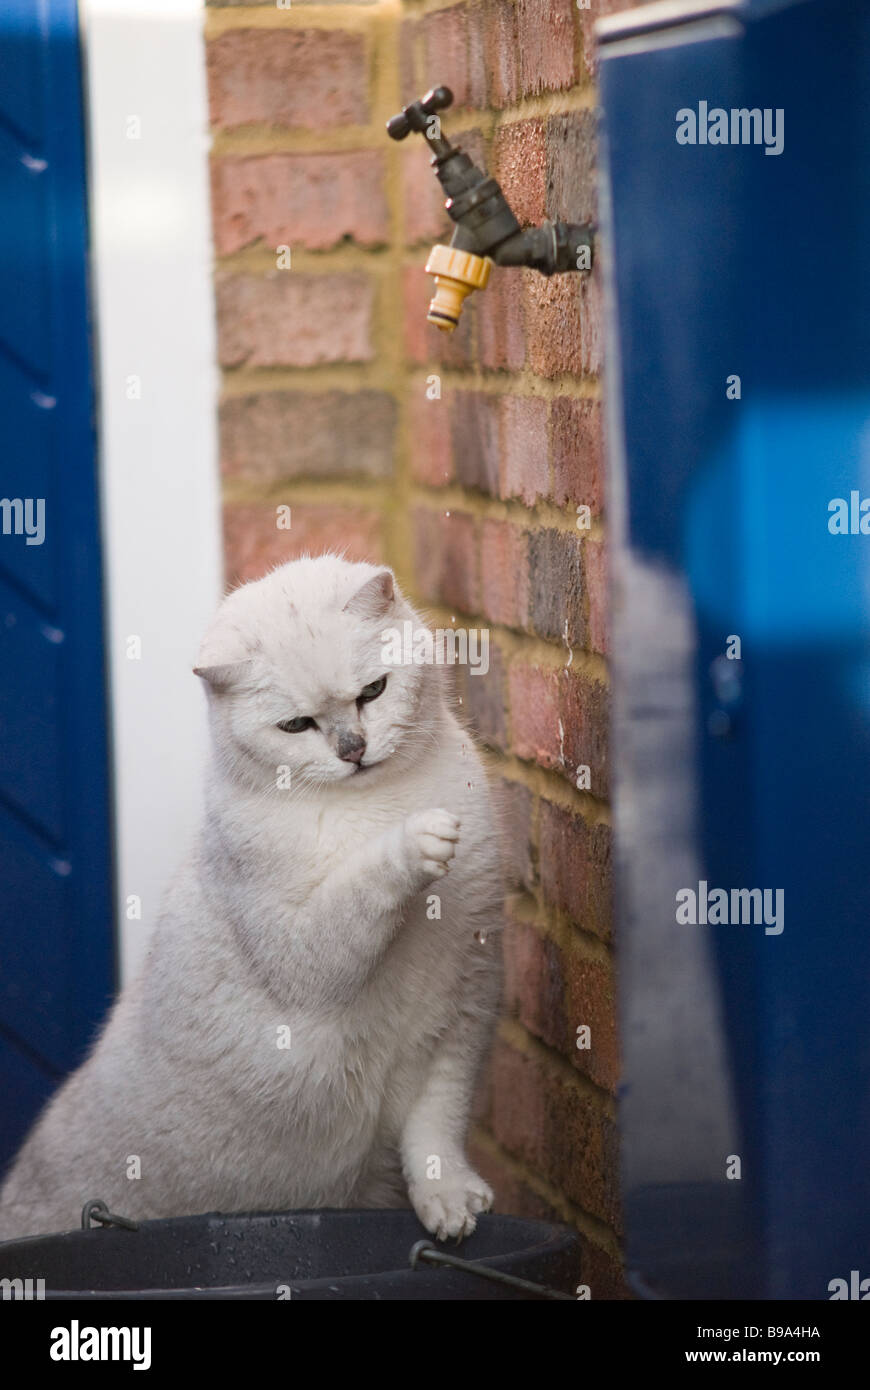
601 0 870 1299
0 575 64 840
0 0 114 1179
0 0 49 149
0 134 53 381
0 1032 60 1143
0 823 70 1068
0 355 56 610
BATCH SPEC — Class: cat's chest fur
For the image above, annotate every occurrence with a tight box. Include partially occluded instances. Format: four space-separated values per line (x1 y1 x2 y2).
184 726 495 1103
216 726 488 905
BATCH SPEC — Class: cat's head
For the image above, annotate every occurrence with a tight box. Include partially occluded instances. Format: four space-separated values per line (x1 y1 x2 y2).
194 555 441 790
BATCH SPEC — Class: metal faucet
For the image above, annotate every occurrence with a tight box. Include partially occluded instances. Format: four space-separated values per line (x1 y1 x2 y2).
387 86 594 332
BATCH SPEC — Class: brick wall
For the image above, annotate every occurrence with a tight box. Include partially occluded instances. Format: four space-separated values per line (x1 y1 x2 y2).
206 0 639 1298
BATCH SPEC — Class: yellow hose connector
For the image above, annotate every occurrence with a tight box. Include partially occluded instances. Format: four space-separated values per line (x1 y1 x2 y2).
424 244 492 332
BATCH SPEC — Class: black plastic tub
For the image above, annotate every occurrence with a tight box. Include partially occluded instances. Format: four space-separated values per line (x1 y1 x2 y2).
0 1209 582 1300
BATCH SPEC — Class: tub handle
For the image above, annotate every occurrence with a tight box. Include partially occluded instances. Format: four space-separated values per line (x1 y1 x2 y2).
81 1198 139 1232
409 1238 576 1301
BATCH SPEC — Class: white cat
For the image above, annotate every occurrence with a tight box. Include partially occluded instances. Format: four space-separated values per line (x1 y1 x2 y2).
0 556 503 1242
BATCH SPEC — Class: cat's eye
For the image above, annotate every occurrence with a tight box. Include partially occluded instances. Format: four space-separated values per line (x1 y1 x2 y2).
358 675 387 704
277 716 317 733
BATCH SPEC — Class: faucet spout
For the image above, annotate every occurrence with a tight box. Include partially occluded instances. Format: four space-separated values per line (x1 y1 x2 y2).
492 222 594 275
388 85 594 332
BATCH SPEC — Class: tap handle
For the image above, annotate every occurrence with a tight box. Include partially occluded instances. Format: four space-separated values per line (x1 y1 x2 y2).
386 85 453 141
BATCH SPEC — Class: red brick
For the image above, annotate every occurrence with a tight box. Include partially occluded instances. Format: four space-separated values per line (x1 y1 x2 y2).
507 663 607 793
527 528 584 646
452 125 488 170
550 397 604 512
466 2 488 109
558 668 610 798
468 1144 627 1296
498 778 534 891
403 144 450 246
479 519 529 629
399 17 419 105
465 1137 629 1295
578 0 635 81
403 124 486 245
483 0 520 109
524 271 585 379
580 266 604 377
493 120 547 227
489 1038 620 1225
476 267 526 372
403 264 474 369
220 391 395 482
451 391 500 496
585 538 609 656
408 389 452 487
456 640 507 751
207 29 368 131
421 5 470 110
211 152 389 255
546 111 598 226
223 502 383 588
216 271 374 368
508 664 561 768
516 0 577 97
412 508 479 615
505 658 605 800
471 1058 495 1128
503 916 619 1091
500 396 549 505
539 800 613 941
467 1138 560 1223
579 2 599 80
580 1241 630 1301
402 265 431 365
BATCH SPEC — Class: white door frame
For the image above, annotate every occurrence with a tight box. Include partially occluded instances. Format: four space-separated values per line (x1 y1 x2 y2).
79 0 223 983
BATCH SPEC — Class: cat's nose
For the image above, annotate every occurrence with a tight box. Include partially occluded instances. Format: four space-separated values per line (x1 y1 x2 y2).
337 732 366 764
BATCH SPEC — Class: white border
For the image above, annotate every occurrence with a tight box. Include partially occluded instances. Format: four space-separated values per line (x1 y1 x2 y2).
80 0 222 983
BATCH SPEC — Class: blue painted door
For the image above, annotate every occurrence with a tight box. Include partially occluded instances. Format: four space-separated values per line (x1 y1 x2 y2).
0 0 114 1175
600 0 870 1298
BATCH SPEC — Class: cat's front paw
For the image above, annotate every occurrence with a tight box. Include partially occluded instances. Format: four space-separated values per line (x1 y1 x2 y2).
404 809 460 884
410 1171 494 1242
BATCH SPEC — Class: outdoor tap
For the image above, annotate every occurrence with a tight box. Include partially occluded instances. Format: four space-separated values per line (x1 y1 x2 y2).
387 85 594 332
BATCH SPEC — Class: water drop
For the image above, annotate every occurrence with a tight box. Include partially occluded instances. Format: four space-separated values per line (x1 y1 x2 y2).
474 930 488 945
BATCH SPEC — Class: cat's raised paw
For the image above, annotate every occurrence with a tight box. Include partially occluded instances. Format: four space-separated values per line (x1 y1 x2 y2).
404 808 461 882
411 1171 494 1242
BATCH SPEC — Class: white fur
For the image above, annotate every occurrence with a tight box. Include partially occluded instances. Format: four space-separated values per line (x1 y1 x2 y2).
0 556 503 1242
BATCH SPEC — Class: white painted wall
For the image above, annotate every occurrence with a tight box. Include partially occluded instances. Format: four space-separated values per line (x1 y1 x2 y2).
80 0 222 983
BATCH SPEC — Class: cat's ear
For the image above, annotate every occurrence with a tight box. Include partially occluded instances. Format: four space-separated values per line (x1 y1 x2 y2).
193 660 253 693
343 569 395 620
